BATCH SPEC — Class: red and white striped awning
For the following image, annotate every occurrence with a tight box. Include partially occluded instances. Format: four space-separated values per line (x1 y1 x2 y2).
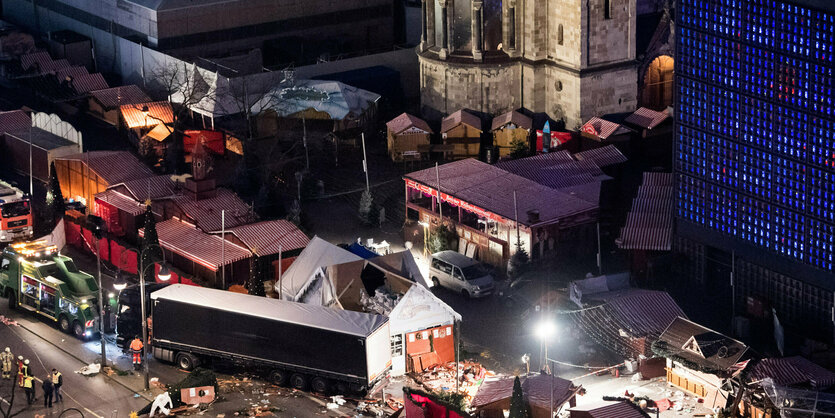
140 218 251 271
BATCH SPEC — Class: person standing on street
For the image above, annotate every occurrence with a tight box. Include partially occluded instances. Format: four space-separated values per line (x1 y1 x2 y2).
23 374 34 405
130 336 144 370
16 356 24 386
42 373 54 408
0 348 12 379
51 368 63 402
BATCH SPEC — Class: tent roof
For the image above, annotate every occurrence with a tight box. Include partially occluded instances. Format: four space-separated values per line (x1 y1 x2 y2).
471 373 577 412
251 79 381 121
277 236 362 300
370 251 430 288
388 284 460 334
151 284 388 338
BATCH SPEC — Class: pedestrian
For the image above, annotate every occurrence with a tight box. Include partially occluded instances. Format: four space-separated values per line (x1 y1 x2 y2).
23 375 34 405
0 348 12 379
130 336 144 370
42 373 54 408
51 368 63 402
16 356 24 387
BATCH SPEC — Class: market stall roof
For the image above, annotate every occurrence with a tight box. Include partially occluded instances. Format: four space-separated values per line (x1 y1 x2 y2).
151 284 388 338
120 101 174 129
57 151 154 185
90 85 151 109
616 172 673 251
250 79 381 121
748 357 835 388
388 284 461 334
387 112 433 134
574 145 628 167
142 123 173 142
624 107 670 130
441 109 482 133
227 219 309 256
70 73 108 94
405 159 597 227
471 373 578 413
581 116 632 140
491 109 532 131
494 150 610 204
568 400 650 418
657 317 748 373
0 110 31 133
171 188 252 233
55 66 88 81
5 127 77 151
111 175 176 201
369 250 430 288
141 218 251 271
277 236 362 300
94 189 145 216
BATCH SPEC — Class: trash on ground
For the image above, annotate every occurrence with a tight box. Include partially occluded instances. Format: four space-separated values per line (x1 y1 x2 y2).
76 363 101 376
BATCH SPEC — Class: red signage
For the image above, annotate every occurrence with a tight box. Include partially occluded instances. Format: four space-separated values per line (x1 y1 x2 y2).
406 179 505 223
551 131 573 146
184 130 225 155
581 123 598 136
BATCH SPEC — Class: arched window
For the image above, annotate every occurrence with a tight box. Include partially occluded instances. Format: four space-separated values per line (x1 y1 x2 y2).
557 24 563 45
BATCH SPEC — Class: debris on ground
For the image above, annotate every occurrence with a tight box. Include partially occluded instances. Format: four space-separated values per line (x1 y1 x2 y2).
412 361 492 404
76 363 101 376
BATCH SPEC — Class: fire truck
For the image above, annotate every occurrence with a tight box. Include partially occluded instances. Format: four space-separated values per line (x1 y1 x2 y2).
0 241 100 339
0 180 33 243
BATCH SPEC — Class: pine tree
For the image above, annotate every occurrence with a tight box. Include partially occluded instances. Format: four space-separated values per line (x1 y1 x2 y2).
508 243 530 280
508 376 528 418
44 161 66 226
428 224 457 253
509 138 531 159
140 204 163 283
248 254 267 297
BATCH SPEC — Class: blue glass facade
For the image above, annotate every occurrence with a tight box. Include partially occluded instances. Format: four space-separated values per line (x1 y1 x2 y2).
676 0 835 275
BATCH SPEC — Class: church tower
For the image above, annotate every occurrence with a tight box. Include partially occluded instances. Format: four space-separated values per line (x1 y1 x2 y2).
417 0 638 129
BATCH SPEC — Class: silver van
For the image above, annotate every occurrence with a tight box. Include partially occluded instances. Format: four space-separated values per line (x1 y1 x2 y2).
429 250 494 298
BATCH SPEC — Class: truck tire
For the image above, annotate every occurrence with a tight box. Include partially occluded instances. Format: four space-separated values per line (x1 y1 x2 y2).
311 377 329 394
176 352 200 371
290 373 308 390
334 382 348 395
72 321 85 339
58 315 71 333
268 369 289 386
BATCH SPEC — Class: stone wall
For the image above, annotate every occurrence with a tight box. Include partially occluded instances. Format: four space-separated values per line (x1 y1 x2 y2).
578 65 638 129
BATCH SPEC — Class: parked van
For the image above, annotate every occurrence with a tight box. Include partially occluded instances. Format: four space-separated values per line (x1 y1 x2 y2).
429 251 494 298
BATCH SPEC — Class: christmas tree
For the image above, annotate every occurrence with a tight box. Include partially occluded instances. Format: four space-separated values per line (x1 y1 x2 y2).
140 204 163 283
248 253 267 297
44 161 66 227
508 376 528 418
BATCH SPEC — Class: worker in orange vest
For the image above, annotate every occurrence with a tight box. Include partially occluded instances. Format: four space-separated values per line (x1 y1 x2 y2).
130 336 144 370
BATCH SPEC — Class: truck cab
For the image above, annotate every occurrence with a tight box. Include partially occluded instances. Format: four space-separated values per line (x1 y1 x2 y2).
0 241 100 339
0 180 33 243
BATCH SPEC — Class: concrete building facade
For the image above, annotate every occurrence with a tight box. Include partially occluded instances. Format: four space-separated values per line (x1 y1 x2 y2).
3 0 394 65
417 0 638 129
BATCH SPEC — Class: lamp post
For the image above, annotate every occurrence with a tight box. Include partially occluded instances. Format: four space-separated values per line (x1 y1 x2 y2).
118 244 170 391
535 319 556 418
418 221 430 257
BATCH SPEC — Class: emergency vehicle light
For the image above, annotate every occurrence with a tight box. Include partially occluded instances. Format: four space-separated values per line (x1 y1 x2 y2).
11 240 58 258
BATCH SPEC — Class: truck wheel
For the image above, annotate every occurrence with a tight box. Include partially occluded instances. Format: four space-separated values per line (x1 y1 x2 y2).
334 382 348 395
7 292 16 310
311 377 329 394
176 352 199 371
290 373 308 390
268 369 289 386
58 316 71 333
72 321 85 339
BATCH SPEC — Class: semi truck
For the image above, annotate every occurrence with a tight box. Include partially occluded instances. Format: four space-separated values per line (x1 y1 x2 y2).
114 282 169 349
0 180 33 243
150 284 392 394
0 240 100 338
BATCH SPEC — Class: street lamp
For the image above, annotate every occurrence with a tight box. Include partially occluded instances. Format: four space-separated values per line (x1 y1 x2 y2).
418 221 430 257
119 244 170 391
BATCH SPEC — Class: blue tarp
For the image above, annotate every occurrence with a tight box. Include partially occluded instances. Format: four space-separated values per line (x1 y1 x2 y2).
347 243 379 259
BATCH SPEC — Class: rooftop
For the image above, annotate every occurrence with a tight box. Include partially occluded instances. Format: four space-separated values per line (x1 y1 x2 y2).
581 116 632 140
56 151 155 185
405 159 597 227
574 145 628 167
142 218 251 271
386 112 432 135
616 172 674 251
657 317 748 374
624 107 670 130
491 109 532 131
6 127 78 151
568 400 650 418
69 73 108 94
250 80 380 121
441 109 482 133
0 110 31 134
120 101 174 129
472 373 578 412
172 188 252 233
90 85 151 109
227 219 309 257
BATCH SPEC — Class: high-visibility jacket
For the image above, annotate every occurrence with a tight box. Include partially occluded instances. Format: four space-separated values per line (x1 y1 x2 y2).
19 364 29 377
23 376 33 389
130 339 144 352
52 372 62 385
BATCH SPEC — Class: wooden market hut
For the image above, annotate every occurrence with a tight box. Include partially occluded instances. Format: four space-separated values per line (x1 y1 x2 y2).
87 85 150 125
491 110 532 158
441 109 482 160
385 112 433 161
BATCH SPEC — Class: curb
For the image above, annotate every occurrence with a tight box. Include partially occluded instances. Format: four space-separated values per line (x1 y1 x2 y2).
17 322 155 402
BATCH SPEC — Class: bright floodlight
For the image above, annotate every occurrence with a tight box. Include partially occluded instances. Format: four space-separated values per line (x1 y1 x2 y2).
158 264 172 281
535 319 556 341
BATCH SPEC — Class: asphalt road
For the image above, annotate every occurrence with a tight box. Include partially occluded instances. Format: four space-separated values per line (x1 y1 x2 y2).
0 311 148 417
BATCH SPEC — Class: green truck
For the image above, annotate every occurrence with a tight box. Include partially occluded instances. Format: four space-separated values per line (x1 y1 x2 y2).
0 240 100 339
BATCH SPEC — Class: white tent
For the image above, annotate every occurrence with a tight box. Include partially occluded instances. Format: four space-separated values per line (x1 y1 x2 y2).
276 236 362 301
388 284 461 335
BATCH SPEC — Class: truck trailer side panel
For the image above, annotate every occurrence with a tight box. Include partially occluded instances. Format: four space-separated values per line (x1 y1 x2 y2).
153 298 370 379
